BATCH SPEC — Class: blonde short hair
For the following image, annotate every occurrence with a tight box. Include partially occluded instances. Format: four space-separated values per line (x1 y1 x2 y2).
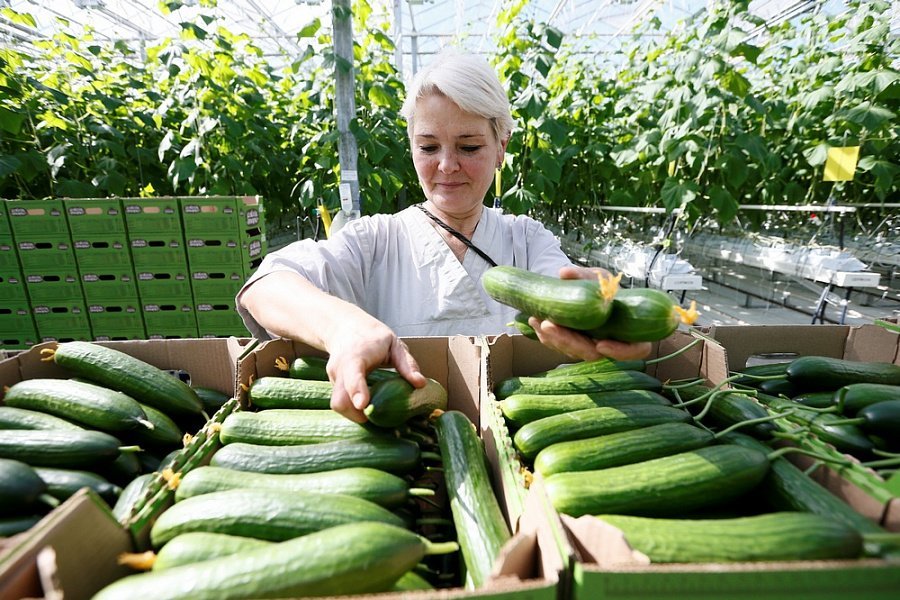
400 49 515 143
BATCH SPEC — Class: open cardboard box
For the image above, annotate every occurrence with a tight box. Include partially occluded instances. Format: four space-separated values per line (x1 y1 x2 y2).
700 324 900 531
230 336 564 600
481 329 900 600
0 336 251 595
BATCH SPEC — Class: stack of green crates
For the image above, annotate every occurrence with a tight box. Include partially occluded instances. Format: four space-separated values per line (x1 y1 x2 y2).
0 200 37 348
0 196 264 348
67 198 145 341
124 197 198 339
180 196 266 337
8 199 90 343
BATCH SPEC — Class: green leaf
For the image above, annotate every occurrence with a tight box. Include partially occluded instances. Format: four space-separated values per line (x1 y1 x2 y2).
0 106 25 134
801 86 834 110
734 133 768 164
720 70 751 98
532 148 562 184
803 143 829 167
839 101 895 131
0 155 22 179
708 185 738 222
660 177 698 212
297 18 322 38
538 118 568 147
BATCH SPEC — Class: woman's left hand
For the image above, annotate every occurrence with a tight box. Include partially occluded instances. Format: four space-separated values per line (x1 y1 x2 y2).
527 265 652 362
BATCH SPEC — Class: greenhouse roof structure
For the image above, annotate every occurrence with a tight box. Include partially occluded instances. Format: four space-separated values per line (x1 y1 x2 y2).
3 0 883 74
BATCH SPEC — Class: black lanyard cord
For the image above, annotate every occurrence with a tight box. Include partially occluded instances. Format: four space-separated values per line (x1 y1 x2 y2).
417 204 498 267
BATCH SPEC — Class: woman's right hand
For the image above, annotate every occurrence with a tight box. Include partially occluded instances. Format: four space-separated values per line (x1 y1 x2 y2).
325 320 427 423
239 271 427 423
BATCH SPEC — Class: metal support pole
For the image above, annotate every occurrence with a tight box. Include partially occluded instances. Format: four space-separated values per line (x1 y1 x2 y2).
331 0 360 230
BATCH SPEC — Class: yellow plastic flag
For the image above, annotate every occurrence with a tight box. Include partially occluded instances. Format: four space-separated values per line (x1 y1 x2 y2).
667 161 676 176
318 205 333 239
495 168 502 198
823 146 860 182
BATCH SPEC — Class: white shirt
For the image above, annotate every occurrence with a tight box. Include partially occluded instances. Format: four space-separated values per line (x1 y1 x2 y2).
237 205 572 339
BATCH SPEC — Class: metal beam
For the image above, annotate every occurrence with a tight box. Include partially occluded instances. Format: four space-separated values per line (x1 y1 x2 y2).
332 0 360 224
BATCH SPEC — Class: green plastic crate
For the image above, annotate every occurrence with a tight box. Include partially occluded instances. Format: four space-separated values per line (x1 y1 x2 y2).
16 237 77 270
128 237 188 269
0 199 10 236
80 269 139 303
32 303 91 336
93 329 148 342
0 303 36 349
185 233 266 270
24 270 84 303
65 198 126 235
142 301 197 333
0 270 27 303
0 236 19 271
87 303 146 336
35 329 93 344
190 270 244 299
6 199 69 237
122 197 183 234
135 270 192 300
73 235 132 269
180 195 264 236
195 298 247 337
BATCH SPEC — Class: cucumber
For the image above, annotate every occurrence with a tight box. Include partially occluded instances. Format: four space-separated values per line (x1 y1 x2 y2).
722 432 885 535
584 288 682 342
435 410 511 588
597 512 863 562
839 383 900 414
3 378 153 433
392 570 434 591
46 341 203 417
364 377 448 427
544 444 770 517
856 400 900 438
280 355 399 385
112 473 154 523
495 370 662 399
93 521 447 600
0 458 48 513
513 404 693 460
508 311 538 340
219 409 386 446
500 390 671 428
786 356 900 391
482 265 616 330
731 362 791 387
247 376 333 409
209 437 421 475
0 515 42 537
0 406 84 431
192 387 231 415
152 532 272 571
792 391 836 409
126 403 184 449
758 394 875 455
673 386 775 439
34 467 122 505
0 429 122 469
756 378 798 397
149 488 406 547
536 357 648 378
175 466 419 508
534 422 715 476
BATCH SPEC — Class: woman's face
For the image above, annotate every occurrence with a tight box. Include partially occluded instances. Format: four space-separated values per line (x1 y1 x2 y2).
411 93 507 216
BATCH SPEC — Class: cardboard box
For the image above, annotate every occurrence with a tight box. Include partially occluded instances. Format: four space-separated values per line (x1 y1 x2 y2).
0 490 134 600
701 324 900 531
231 336 563 600
0 337 251 593
481 330 900 599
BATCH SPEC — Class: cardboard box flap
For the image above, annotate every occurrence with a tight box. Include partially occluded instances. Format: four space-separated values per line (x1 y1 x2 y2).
561 515 649 567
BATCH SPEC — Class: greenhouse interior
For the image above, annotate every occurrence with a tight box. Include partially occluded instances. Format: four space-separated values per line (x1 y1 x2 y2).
0 0 899 599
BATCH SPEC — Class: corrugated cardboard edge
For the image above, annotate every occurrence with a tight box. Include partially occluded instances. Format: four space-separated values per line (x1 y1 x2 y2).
0 489 133 600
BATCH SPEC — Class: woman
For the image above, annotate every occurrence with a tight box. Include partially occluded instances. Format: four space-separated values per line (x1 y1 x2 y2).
237 50 650 423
